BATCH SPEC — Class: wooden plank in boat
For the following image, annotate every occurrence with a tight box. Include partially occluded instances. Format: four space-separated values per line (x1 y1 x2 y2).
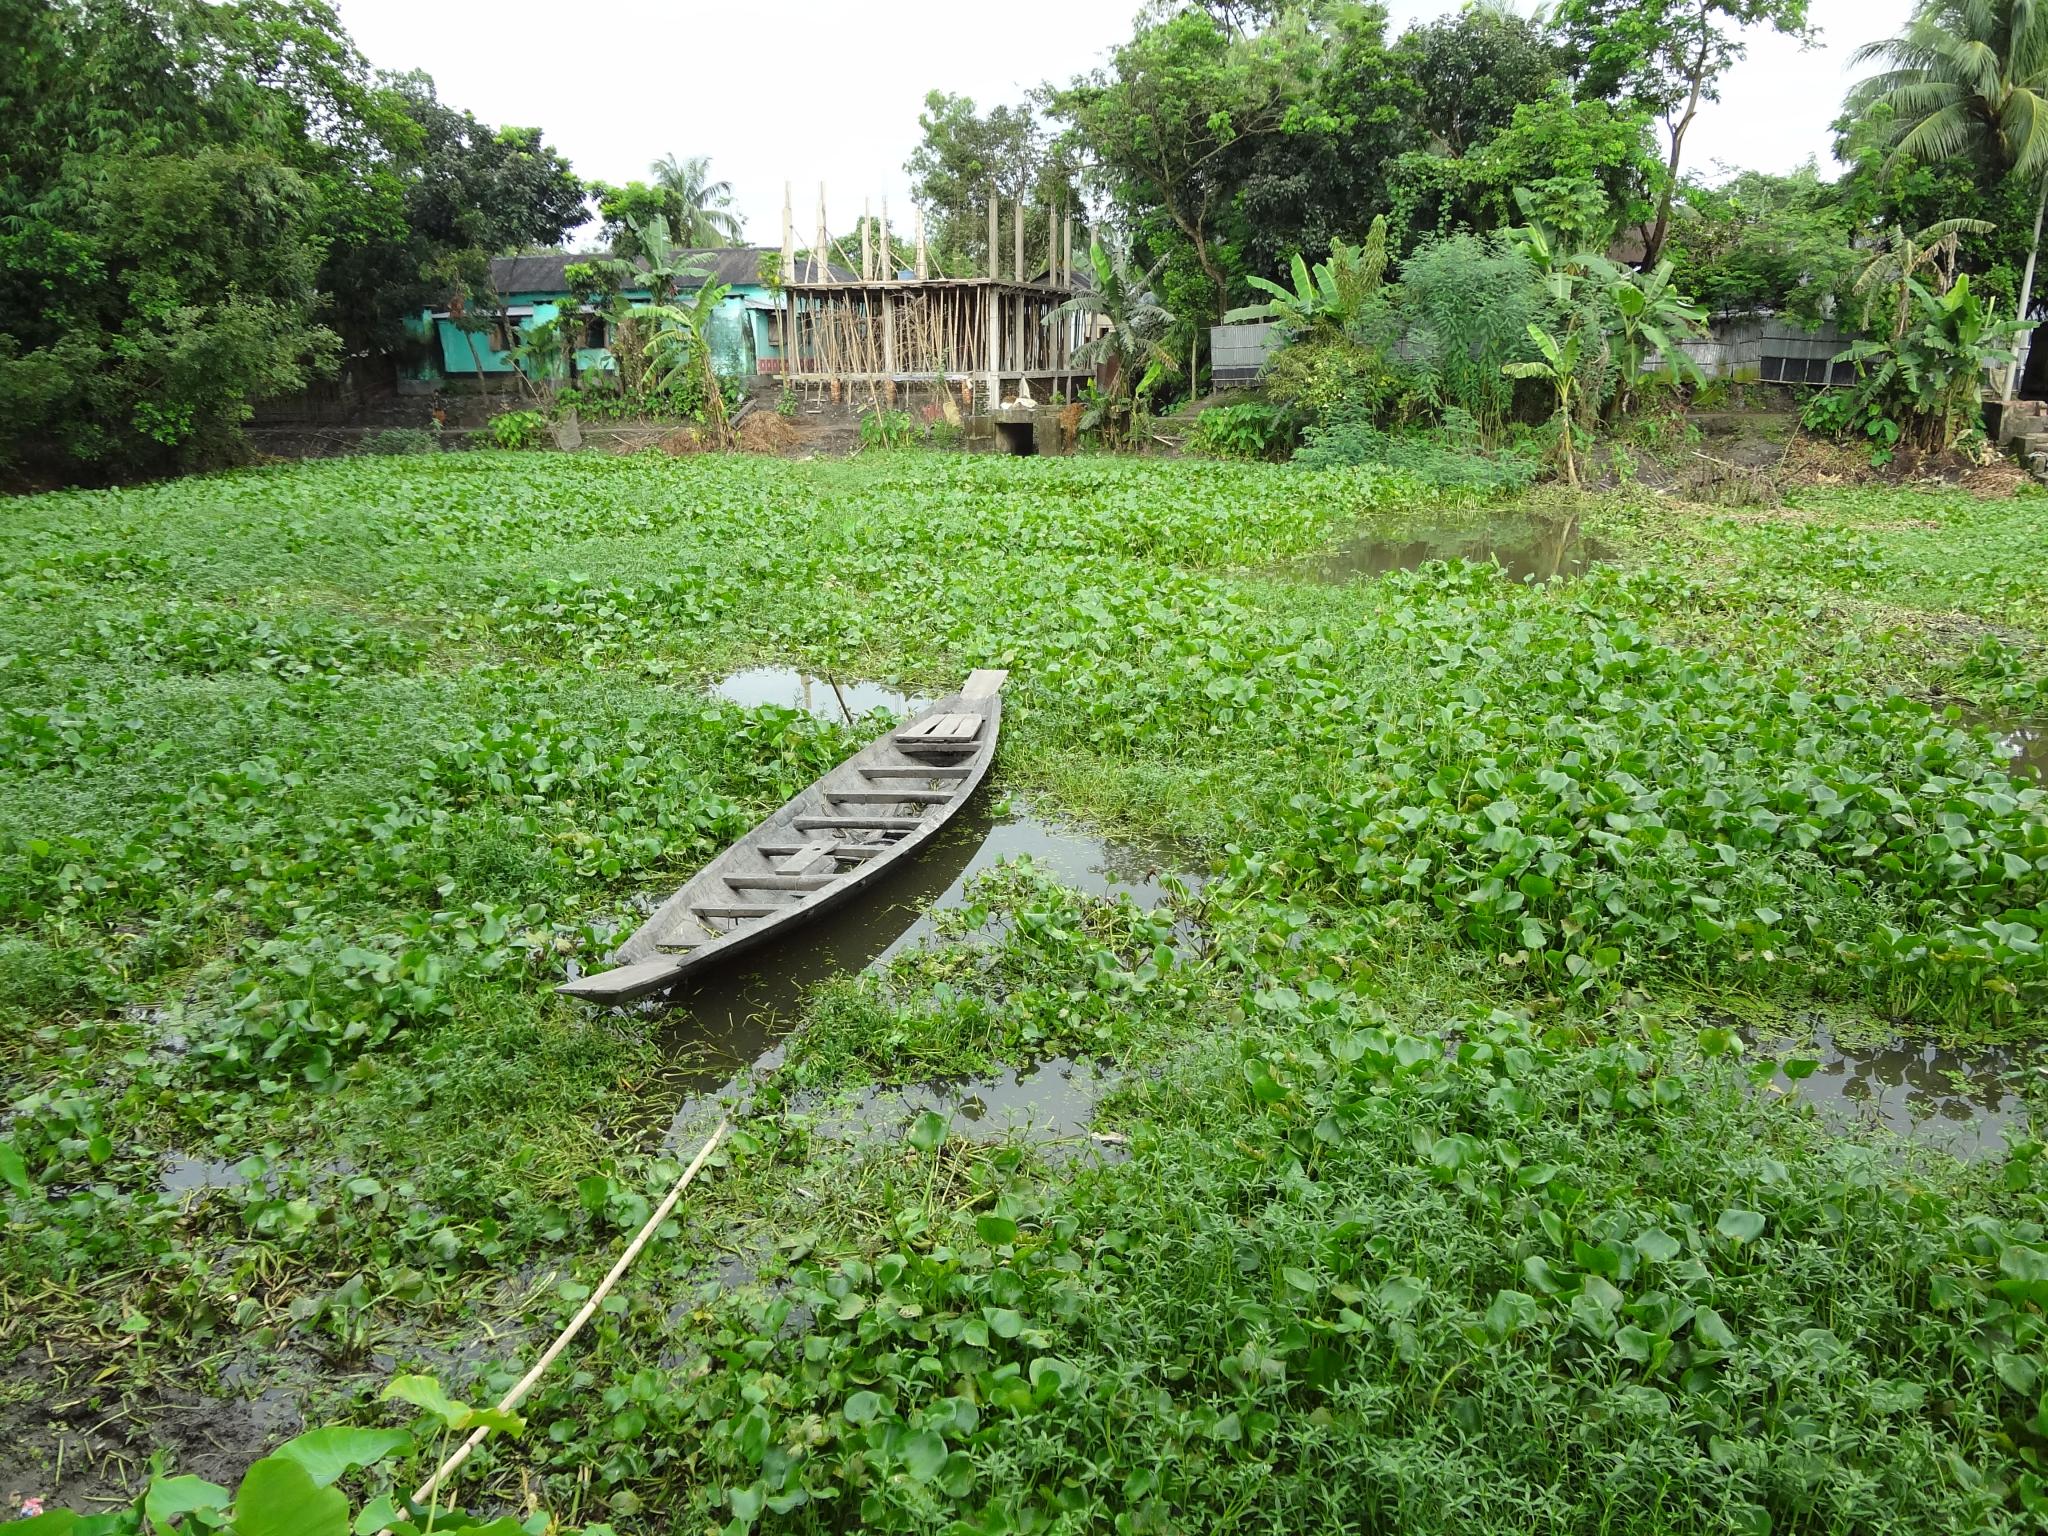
861 765 968 779
559 958 683 999
773 839 837 875
794 814 926 830
758 840 890 858
897 712 981 742
963 669 1009 699
829 789 952 803
726 874 836 890
696 902 793 920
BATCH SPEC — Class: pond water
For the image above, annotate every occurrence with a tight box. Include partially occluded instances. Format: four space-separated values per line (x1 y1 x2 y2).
711 667 932 720
588 789 1197 1136
1302 514 1610 585
801 1057 1125 1162
1758 1025 2037 1159
1990 720 2048 780
159 1152 243 1194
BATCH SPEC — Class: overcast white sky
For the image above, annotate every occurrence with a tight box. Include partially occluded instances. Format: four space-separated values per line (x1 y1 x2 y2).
331 0 1915 249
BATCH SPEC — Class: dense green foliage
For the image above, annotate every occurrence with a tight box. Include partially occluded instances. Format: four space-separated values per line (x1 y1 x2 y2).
0 0 581 479
4 454 2048 1530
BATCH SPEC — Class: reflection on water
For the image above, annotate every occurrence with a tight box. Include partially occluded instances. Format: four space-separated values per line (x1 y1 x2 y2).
711 666 931 720
1762 1025 2034 1159
1301 515 1609 585
1990 721 2048 780
159 1152 243 1194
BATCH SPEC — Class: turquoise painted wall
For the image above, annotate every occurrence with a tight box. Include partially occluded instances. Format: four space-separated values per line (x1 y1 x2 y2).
430 286 778 379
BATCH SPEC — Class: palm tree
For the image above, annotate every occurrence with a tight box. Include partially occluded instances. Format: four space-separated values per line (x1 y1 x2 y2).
1048 240 1181 446
1849 0 2048 397
650 154 744 247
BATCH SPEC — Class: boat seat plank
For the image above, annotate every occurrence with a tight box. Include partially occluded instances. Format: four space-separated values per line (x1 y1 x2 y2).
861 765 968 779
695 902 794 920
963 669 1009 700
773 839 838 875
659 915 719 950
794 814 927 831
828 789 952 804
891 738 978 753
726 874 837 890
758 840 890 858
897 712 981 743
557 958 683 999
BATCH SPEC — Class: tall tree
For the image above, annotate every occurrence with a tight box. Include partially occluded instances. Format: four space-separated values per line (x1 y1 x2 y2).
1847 0 2048 396
1553 0 1814 264
905 92 1081 275
1399 9 1561 156
1052 7 1328 320
1222 5 1422 282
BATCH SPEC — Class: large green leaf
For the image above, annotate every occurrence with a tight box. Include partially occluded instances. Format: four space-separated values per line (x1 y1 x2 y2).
230 1457 348 1536
146 1474 232 1533
271 1427 412 1487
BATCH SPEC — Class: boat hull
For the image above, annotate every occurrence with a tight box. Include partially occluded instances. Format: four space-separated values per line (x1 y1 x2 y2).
558 672 1005 1003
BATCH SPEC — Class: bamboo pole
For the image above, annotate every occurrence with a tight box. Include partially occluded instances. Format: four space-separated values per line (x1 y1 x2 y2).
861 199 873 282
987 195 998 281
391 1121 731 1528
814 184 827 285
881 197 893 280
914 205 928 280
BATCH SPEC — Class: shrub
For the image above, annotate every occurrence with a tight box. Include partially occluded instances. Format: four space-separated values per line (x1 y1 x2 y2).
1186 402 1300 460
1295 414 1542 492
487 410 548 450
859 409 921 450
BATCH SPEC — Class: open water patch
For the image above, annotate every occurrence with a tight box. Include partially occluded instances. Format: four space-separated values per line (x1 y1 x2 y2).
1754 1024 2039 1159
710 667 931 720
1298 514 1609 585
801 1057 1123 1162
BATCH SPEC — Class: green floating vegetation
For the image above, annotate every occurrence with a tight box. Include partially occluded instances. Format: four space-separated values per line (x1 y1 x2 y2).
2 454 2046 1532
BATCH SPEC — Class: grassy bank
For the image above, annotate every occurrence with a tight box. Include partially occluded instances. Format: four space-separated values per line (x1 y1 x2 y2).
4 453 2048 1532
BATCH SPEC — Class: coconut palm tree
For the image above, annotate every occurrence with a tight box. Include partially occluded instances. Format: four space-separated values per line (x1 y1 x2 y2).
1849 0 2048 396
650 154 744 247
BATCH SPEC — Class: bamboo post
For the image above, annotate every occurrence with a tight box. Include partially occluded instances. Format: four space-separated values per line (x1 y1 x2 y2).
1046 203 1057 287
881 197 894 279
1012 200 1024 379
986 287 1000 409
987 195 998 280
1064 215 1073 289
781 183 795 284
388 1121 730 1531
915 205 928 280
882 291 897 406
814 184 827 285
861 199 873 282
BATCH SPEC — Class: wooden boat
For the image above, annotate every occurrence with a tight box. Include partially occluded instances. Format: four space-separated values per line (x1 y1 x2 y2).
558 669 1008 1003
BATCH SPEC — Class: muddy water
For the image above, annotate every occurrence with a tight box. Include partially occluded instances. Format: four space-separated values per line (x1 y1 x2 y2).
1303 514 1609 584
711 666 932 720
803 1057 1125 1163
1759 1025 2036 1159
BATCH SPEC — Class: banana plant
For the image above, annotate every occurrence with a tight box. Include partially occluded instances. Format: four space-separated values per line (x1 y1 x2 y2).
1224 216 1389 334
1503 322 1585 488
1047 241 1180 447
643 277 736 447
1607 258 1706 414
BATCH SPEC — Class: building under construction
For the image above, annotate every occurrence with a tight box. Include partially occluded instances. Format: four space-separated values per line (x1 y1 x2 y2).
775 186 1092 411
